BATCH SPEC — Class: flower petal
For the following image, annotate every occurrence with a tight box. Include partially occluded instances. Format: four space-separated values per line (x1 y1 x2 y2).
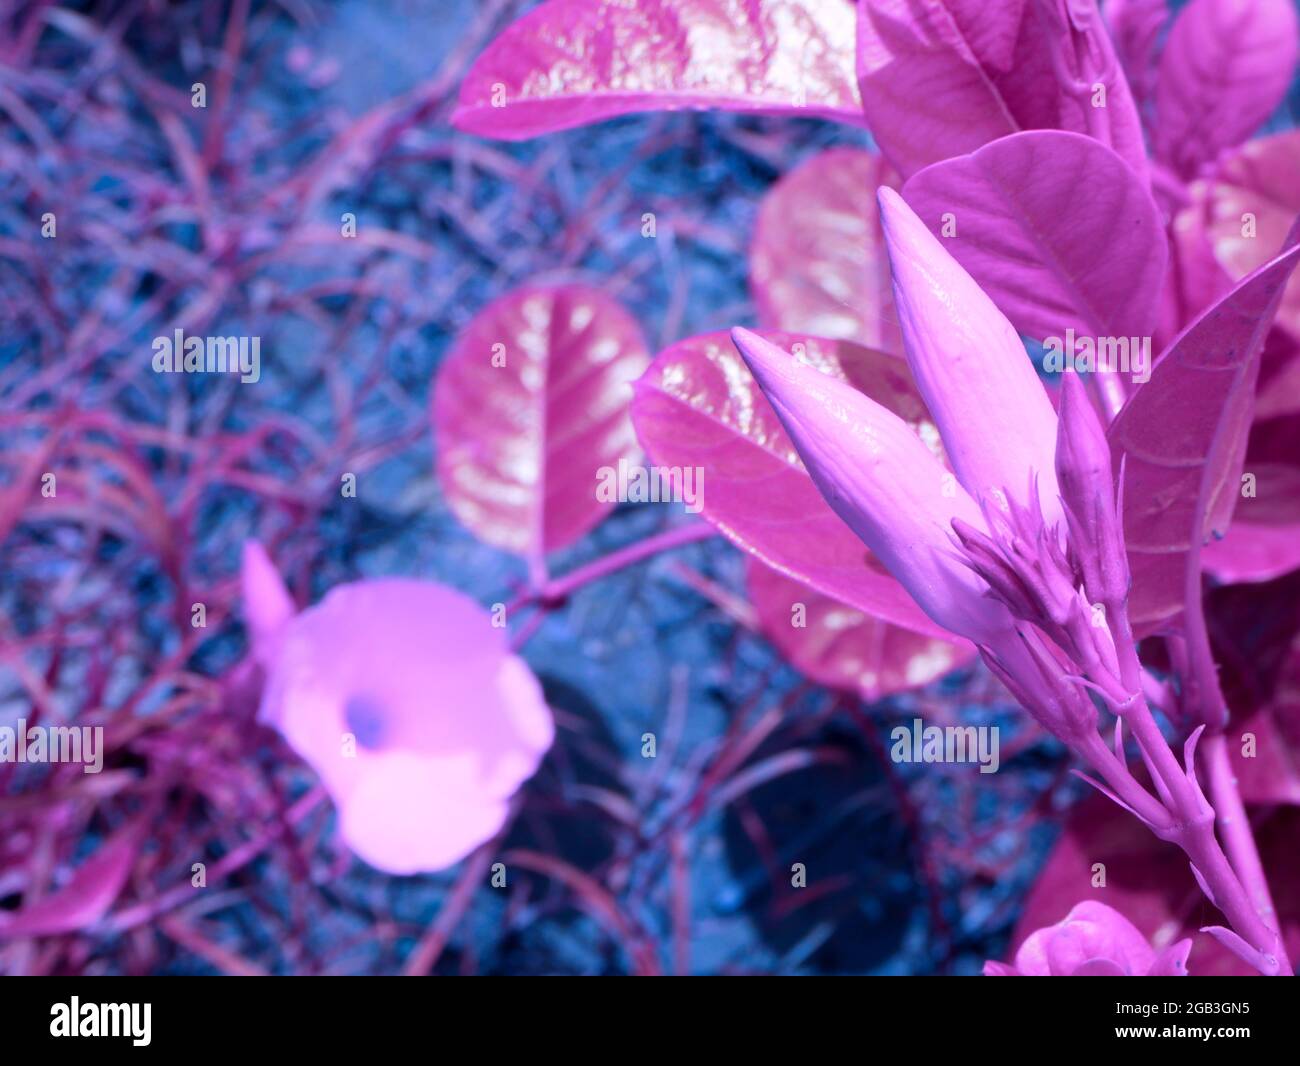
1063 900 1158 975
241 540 296 667
1147 938 1194 976
258 579 554 874
339 752 511 875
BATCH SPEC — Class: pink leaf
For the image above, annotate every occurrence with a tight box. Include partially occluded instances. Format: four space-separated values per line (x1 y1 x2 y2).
1205 521 1300 587
452 0 865 140
433 283 649 557
1187 131 1300 343
1233 704 1300 807
1105 0 1171 107
1109 227 1300 631
750 147 903 352
854 0 1025 177
0 822 140 940
1208 571 1300 805
631 329 950 637
1158 193 1235 345
1203 412 1300 584
856 0 1147 180
745 556 974 698
902 130 1166 348
1256 331 1300 421
1154 0 1299 179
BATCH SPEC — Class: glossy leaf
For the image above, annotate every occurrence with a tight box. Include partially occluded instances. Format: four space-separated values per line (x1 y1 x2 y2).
631 329 950 637
745 556 974 698
1231 694 1300 811
1154 0 1299 179
902 130 1166 346
855 0 1147 180
854 0 1024 177
452 0 865 140
433 284 649 557
1233 703 1300 807
1109 230 1300 630
750 147 902 352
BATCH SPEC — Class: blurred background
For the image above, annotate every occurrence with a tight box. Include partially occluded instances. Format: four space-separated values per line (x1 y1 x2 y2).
1 0 1297 976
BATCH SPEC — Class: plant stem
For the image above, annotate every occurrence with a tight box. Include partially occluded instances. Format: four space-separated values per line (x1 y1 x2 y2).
519 522 716 608
1090 600 1289 973
1203 732 1287 957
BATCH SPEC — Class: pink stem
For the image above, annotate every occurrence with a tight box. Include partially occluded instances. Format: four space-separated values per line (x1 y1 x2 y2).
1074 729 1172 831
1112 619 1289 973
401 837 500 976
520 522 716 607
1203 732 1286 954
106 786 328 934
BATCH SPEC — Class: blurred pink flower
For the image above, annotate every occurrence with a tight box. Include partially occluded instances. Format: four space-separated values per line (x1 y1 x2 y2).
241 543 554 875
985 901 1192 976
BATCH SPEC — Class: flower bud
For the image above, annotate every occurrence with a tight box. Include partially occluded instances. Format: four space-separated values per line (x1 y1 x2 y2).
1055 370 1129 604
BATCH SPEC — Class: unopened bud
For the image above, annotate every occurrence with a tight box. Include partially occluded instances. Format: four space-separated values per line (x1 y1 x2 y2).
1055 372 1128 605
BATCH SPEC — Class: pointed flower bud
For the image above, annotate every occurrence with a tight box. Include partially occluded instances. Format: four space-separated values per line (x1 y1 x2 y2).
1055 370 1112 510
730 327 1011 644
1055 370 1129 605
877 187 1063 526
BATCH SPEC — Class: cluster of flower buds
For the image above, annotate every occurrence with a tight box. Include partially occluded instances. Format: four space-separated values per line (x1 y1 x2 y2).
731 189 1138 744
951 371 1137 720
729 186 1290 976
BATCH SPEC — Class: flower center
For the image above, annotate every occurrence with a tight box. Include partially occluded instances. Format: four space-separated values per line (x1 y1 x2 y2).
344 693 388 751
